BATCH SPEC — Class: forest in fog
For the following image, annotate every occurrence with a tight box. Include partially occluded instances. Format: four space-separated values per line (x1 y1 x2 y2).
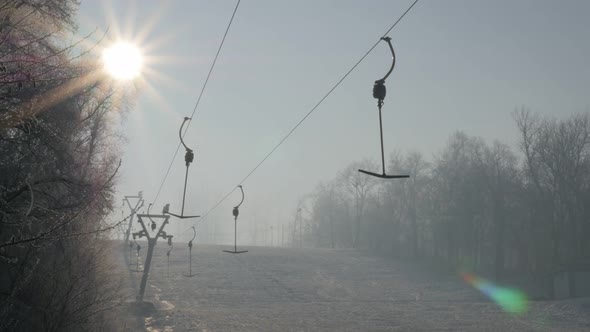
300 109 590 287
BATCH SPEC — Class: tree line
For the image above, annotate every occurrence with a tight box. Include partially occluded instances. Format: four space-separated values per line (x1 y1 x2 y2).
299 109 590 293
1 1 127 330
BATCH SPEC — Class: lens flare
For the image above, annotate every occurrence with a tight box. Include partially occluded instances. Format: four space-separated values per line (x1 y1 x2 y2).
461 273 528 314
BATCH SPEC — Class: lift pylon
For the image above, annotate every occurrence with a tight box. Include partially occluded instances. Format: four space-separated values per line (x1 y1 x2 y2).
123 191 144 247
132 214 173 302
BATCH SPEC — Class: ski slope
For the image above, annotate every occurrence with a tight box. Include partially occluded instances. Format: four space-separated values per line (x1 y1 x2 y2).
118 244 590 331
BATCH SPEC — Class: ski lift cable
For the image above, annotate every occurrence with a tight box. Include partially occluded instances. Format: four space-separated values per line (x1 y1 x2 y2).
186 0 420 231
151 0 242 207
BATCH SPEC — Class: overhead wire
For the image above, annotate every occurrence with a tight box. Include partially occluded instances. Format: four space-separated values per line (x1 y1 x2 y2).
186 0 420 233
151 0 242 208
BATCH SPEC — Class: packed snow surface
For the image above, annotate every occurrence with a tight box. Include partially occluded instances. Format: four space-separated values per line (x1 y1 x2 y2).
119 244 590 331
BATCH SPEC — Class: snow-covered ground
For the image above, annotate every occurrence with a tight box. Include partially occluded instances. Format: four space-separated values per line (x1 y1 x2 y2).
117 244 590 331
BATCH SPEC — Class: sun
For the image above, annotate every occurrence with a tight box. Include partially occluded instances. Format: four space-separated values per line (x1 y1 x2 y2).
102 42 143 80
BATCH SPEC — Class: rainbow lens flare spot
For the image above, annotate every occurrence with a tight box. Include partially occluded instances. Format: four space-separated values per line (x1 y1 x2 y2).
461 273 528 314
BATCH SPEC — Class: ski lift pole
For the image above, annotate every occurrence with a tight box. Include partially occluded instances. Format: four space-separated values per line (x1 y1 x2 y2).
166 236 173 278
374 38 394 178
233 187 243 252
163 117 200 220
358 37 409 180
189 240 192 276
233 215 237 252
377 95 386 177
298 208 302 248
179 117 192 216
129 237 142 272
136 240 140 269
223 185 248 254
184 226 197 277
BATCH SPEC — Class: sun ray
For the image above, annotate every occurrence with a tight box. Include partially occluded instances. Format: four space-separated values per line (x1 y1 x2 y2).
139 23 193 55
138 79 179 116
144 54 210 67
102 0 123 44
140 66 193 95
133 1 173 46
122 0 139 41
5 71 108 128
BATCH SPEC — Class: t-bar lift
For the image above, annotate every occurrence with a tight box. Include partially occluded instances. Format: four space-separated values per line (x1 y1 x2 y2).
358 37 410 179
223 185 248 254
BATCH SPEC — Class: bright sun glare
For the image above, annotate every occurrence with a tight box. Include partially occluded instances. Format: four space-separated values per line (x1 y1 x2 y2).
102 42 143 80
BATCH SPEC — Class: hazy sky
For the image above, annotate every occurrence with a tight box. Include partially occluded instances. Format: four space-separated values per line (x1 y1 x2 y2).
77 0 590 242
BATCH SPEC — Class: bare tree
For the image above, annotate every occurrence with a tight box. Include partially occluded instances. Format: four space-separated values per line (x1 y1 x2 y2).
473 140 520 279
0 1 129 330
337 159 377 249
514 109 590 291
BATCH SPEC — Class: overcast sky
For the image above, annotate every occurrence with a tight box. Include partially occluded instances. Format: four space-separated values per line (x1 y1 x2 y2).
77 0 590 243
